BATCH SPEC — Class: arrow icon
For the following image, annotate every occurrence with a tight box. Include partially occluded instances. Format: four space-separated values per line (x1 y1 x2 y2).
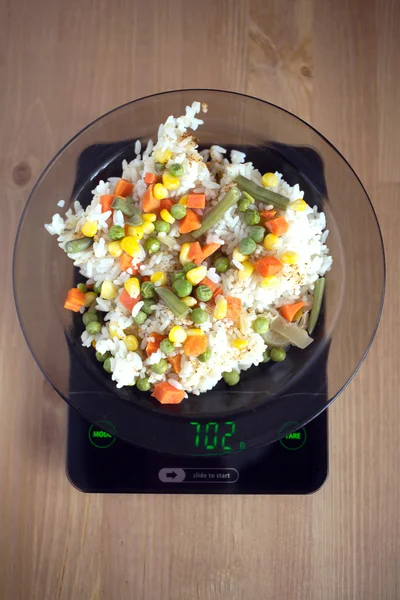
165 471 177 479
158 468 186 482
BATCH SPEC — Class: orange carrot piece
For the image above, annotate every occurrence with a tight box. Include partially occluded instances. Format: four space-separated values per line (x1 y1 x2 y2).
152 382 185 404
188 242 204 266
187 193 206 209
142 184 160 213
226 297 242 321
265 216 289 237
183 335 208 357
120 289 141 312
179 209 201 234
201 242 221 260
145 332 166 357
114 179 134 197
168 354 182 374
212 286 223 299
64 288 85 312
100 195 115 213
160 197 174 212
279 301 306 322
253 256 283 277
144 172 160 185
260 209 277 222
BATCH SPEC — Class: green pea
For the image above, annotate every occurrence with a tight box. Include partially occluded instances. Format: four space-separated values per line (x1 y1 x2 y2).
77 282 88 293
152 359 168 374
262 349 271 363
141 281 156 299
171 271 186 284
190 308 208 324
169 163 184 177
183 261 197 274
86 321 101 335
214 256 230 273
133 310 147 325
95 351 110 363
137 377 151 391
65 236 93 254
154 220 170 233
103 357 112 373
252 317 269 334
144 237 161 254
82 312 99 327
170 203 186 220
250 226 265 244
172 278 192 298
108 225 125 241
160 338 175 354
93 282 102 294
270 347 286 362
198 347 212 362
245 210 260 226
238 198 251 212
223 370 240 386
195 285 212 302
154 162 165 173
142 299 156 314
238 237 256 255
212 251 224 264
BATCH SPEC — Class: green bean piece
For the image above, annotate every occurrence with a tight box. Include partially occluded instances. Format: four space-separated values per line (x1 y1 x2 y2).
190 308 208 324
252 317 269 334
133 310 147 325
154 162 165 173
103 357 112 373
169 163 184 177
171 271 186 284
308 277 326 334
172 278 193 298
235 175 290 210
82 312 99 327
154 220 170 233
198 347 212 362
195 285 212 302
86 321 102 335
155 287 190 318
108 225 125 240
77 282 88 293
93 282 102 294
142 299 157 315
126 206 143 226
262 349 271 363
183 261 197 274
65 237 93 254
96 351 110 363
160 339 175 354
238 237 256 255
111 196 136 217
137 377 151 391
141 281 156 299
152 359 168 374
192 187 241 239
270 347 286 362
244 210 260 226
171 203 187 220
250 226 265 244
223 370 240 386
144 237 161 254
214 256 230 273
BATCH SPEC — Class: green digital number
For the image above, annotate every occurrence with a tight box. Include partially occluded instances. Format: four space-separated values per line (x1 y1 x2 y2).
190 421 201 447
204 422 219 450
190 421 237 452
221 421 236 451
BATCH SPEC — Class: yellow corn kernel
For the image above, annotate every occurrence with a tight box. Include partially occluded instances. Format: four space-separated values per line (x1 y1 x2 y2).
181 296 197 307
153 183 168 200
291 198 307 212
108 240 123 257
142 212 157 223
162 172 180 190
261 275 279 288
186 265 207 286
81 220 98 237
126 225 144 240
91 339 97 348
281 251 299 265
178 195 188 206
109 321 125 339
153 148 172 164
150 271 167 286
232 339 248 350
83 291 97 307
141 222 155 235
214 297 228 320
124 334 139 352
169 326 187 344
160 208 175 224
120 236 141 257
187 328 204 337
263 233 280 251
232 247 247 262
238 261 254 281
179 242 191 265
101 280 118 300
261 172 279 188
124 277 141 298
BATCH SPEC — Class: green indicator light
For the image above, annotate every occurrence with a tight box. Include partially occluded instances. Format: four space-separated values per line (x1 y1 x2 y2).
279 421 307 451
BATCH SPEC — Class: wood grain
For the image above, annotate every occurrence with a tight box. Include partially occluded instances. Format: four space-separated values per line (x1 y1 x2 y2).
0 0 399 598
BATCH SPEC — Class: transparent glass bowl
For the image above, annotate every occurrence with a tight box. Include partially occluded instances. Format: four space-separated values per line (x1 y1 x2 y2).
13 90 385 455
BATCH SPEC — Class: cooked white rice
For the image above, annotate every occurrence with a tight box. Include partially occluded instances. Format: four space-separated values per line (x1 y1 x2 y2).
45 101 332 401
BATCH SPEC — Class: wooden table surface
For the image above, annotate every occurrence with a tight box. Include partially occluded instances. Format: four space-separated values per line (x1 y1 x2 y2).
1 0 399 598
